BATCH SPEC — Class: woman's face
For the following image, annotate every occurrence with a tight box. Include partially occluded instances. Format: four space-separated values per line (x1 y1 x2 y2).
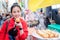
12 6 21 18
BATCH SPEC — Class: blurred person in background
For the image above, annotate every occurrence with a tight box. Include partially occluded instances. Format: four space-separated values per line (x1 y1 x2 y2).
0 15 2 26
44 16 51 28
6 13 11 20
24 9 30 22
2 13 6 21
1 13 6 26
53 9 60 24
36 9 46 29
24 9 36 27
0 3 28 40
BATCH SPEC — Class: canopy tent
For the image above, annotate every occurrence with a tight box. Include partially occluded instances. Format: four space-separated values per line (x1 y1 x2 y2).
28 0 60 12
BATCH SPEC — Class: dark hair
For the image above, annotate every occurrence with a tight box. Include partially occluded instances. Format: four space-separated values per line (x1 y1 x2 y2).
6 14 10 17
11 3 21 13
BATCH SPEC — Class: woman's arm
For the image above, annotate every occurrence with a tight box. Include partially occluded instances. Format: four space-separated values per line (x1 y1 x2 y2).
0 20 9 40
19 20 28 40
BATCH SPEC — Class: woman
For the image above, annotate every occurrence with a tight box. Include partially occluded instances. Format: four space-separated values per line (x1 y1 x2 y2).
0 3 28 40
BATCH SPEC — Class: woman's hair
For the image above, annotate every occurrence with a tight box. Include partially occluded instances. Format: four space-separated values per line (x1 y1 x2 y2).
11 3 21 13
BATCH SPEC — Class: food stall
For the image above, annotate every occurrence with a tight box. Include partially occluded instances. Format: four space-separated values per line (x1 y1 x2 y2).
28 25 60 40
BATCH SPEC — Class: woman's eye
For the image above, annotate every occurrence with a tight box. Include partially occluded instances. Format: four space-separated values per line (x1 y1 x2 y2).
14 11 16 13
17 11 20 13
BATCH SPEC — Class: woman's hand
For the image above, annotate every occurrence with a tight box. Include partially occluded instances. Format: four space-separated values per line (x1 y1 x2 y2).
15 22 24 35
15 22 22 28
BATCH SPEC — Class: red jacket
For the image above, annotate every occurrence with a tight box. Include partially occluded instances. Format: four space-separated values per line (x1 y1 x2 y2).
0 17 28 40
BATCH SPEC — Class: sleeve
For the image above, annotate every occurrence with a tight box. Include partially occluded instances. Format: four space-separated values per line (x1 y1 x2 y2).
0 21 9 40
19 20 28 40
